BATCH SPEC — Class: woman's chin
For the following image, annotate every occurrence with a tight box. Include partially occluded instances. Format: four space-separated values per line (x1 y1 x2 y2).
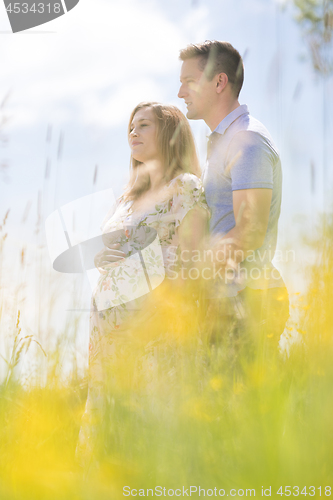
132 154 145 163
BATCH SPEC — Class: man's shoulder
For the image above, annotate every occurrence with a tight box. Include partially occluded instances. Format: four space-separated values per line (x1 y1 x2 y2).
228 114 279 157
231 112 271 137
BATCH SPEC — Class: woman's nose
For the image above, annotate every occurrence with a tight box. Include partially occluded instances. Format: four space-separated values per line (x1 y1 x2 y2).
130 128 138 137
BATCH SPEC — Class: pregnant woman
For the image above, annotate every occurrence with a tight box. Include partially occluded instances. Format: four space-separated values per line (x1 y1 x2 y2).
76 102 210 471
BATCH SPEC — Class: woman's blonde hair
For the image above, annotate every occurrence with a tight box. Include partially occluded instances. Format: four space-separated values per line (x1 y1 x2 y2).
124 102 201 200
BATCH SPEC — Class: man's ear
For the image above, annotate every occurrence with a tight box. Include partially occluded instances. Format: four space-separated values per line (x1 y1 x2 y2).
216 73 228 93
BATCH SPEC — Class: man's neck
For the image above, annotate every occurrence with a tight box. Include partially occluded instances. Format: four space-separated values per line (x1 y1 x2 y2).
205 99 240 132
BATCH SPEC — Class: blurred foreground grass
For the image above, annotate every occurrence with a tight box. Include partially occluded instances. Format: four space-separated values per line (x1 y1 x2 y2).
1 217 333 499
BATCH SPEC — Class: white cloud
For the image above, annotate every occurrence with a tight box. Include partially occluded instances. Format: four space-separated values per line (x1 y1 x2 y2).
181 5 210 42
1 0 189 129
81 78 165 127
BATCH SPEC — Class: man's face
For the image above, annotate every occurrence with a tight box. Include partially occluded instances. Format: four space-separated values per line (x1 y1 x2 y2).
178 57 217 121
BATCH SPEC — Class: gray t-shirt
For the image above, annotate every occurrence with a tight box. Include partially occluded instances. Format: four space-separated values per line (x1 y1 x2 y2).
202 104 285 297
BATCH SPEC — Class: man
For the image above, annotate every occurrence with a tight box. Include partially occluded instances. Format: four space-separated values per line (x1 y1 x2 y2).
178 40 289 346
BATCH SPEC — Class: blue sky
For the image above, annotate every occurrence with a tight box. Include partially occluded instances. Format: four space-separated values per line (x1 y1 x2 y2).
0 0 332 365
1 0 331 237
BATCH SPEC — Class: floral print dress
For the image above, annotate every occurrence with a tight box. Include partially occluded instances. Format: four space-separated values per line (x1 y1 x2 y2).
76 173 209 467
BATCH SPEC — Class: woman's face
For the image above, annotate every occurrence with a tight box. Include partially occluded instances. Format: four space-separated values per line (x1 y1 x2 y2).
129 107 160 164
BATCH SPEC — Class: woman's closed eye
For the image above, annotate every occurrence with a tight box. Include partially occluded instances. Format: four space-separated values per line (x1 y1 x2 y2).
130 123 148 133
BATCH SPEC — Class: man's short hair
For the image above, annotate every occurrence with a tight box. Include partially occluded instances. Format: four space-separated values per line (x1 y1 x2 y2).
179 40 244 98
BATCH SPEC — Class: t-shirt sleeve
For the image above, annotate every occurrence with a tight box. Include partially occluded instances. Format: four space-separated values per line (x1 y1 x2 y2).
169 174 210 228
226 131 275 191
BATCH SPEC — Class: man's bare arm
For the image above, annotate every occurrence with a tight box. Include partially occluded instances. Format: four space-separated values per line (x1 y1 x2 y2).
213 188 272 264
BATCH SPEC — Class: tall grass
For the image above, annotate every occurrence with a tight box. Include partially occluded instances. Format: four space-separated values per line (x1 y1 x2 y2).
0 214 333 499
0 89 332 494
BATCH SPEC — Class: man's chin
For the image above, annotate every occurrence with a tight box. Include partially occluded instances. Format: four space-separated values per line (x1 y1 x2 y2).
186 109 199 120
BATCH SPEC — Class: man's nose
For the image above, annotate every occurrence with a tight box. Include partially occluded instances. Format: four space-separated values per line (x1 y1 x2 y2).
178 84 186 99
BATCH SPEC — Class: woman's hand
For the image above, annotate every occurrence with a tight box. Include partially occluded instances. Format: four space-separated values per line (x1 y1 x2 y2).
94 244 126 274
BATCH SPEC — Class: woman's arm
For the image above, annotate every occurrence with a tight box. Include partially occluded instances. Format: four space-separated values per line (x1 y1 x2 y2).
177 205 210 284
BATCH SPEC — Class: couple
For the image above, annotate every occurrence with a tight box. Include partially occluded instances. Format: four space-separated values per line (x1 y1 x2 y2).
77 40 289 466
